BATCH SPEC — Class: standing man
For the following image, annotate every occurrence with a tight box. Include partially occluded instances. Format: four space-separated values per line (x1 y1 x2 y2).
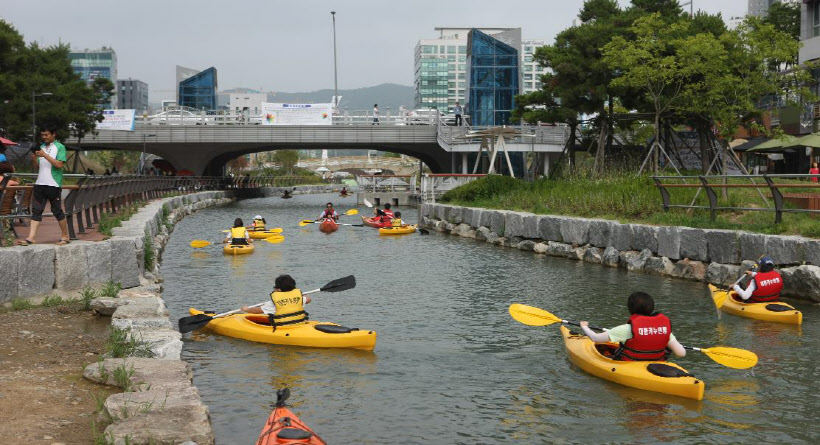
19 125 69 246
372 104 380 125
454 101 463 127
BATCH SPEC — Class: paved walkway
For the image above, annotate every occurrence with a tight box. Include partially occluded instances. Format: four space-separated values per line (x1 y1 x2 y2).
9 202 107 245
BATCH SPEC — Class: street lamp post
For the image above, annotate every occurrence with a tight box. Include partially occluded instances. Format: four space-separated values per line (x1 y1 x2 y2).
31 91 53 144
141 133 157 174
331 11 338 112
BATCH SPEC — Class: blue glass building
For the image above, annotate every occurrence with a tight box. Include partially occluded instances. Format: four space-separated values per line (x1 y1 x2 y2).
466 29 520 126
179 67 218 110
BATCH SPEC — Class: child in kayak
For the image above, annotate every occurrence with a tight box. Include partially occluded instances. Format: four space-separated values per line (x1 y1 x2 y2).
391 211 405 227
241 275 312 327
251 215 266 231
732 256 783 303
224 218 251 245
579 292 685 361
318 202 339 222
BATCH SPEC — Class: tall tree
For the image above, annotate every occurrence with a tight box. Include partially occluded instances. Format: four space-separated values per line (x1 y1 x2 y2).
764 1 800 42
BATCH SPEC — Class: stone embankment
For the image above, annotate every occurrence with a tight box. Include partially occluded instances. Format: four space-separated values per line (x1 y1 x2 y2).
420 203 820 302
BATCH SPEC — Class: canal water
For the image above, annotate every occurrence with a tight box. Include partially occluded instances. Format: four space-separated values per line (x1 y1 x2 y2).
161 193 819 444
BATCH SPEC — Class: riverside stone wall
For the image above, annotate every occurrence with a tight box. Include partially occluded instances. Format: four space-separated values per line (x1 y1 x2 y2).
420 203 820 302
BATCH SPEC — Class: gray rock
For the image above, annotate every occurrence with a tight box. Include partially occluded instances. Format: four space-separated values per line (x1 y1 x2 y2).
436 205 449 222
129 329 183 360
444 222 455 232
533 242 549 254
517 240 537 251
104 405 214 445
18 245 55 297
705 230 740 264
483 230 500 245
670 259 707 281
645 256 675 275
479 209 493 228
679 228 709 261
623 249 653 271
567 246 586 260
112 296 168 319
546 241 573 257
739 232 767 263
522 215 540 239
460 207 473 227
706 263 741 287
103 387 203 423
588 220 612 248
447 206 463 224
0 248 21 302
110 237 141 288
560 218 590 245
504 212 527 238
804 239 820 267
631 225 659 254
475 226 491 241
765 235 804 265
490 211 507 236
469 208 484 228
433 220 448 232
421 203 432 217
609 223 633 251
111 317 174 331
583 247 603 264
602 246 620 267
84 358 193 390
449 223 469 237
90 297 125 316
657 226 681 260
781 265 820 302
538 216 563 242
55 242 89 290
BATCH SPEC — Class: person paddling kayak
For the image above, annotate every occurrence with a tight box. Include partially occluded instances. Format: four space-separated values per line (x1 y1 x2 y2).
251 215 267 231
381 203 394 225
241 275 312 328
318 202 339 222
579 292 685 361
391 211 405 228
732 256 783 303
223 218 252 245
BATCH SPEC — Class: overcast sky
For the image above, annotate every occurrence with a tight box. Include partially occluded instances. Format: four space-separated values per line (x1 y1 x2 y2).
2 0 745 101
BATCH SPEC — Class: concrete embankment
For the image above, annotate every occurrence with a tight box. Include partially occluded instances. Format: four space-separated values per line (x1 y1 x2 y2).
420 203 820 303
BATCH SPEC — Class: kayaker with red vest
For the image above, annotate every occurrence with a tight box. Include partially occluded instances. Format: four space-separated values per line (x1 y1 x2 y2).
318 202 339 222
241 275 312 328
381 203 394 225
579 292 685 361
223 218 251 245
732 256 783 303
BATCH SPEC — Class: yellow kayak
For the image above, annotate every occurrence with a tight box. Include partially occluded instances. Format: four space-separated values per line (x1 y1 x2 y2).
223 243 255 255
708 284 802 325
378 225 417 235
188 309 377 350
248 230 280 239
561 326 704 400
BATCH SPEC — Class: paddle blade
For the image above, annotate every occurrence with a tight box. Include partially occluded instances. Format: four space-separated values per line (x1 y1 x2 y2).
299 220 314 227
275 388 291 408
190 240 212 248
700 347 758 369
320 275 356 293
264 235 285 244
345 209 359 215
363 198 373 208
178 313 214 333
509 304 563 327
711 286 730 309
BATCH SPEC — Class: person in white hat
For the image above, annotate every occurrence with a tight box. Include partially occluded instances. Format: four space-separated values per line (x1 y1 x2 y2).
251 215 267 231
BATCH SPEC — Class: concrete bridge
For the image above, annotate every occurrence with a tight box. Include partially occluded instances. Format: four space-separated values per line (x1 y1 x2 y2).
68 123 568 176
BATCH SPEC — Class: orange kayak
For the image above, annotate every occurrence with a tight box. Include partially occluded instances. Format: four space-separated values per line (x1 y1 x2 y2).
361 215 385 228
319 219 338 233
257 388 326 445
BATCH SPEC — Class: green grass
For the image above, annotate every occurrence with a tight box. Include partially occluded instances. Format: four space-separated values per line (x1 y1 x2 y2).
99 281 122 299
40 295 66 307
97 203 142 237
10 298 34 311
440 173 820 238
81 286 97 311
143 235 155 271
104 327 154 359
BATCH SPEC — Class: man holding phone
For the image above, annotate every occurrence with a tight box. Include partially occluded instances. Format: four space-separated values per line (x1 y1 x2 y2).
18 124 70 245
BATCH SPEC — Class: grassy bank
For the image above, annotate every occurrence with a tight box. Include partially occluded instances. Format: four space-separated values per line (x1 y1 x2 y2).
440 174 820 238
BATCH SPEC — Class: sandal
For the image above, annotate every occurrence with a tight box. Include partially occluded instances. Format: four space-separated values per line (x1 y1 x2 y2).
17 239 34 246
56 239 71 246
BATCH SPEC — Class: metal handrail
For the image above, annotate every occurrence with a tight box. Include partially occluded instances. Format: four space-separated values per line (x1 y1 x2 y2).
653 174 820 224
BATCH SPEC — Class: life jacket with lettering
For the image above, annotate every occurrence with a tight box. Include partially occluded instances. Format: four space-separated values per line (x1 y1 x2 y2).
252 219 265 230
268 289 307 327
391 218 403 227
230 227 248 245
382 209 394 224
614 313 671 361
750 270 783 303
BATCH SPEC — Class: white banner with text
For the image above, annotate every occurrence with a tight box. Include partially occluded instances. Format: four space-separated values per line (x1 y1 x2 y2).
261 102 333 125
98 109 136 131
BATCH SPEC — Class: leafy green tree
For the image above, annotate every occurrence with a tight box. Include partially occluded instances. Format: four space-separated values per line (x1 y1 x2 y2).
272 150 299 175
764 1 800 42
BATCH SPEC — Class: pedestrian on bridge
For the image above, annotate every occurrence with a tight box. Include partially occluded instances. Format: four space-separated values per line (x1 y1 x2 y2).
454 101 463 127
372 104 380 125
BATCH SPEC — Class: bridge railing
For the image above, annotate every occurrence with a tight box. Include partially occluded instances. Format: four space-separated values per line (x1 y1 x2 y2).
420 174 487 203
357 175 417 193
134 108 438 126
437 124 569 146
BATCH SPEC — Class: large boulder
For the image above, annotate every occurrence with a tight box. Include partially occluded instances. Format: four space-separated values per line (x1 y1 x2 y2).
609 223 633 251
567 246 586 261
0 248 21 302
546 241 573 257
110 237 142 288
447 206 463 224
504 212 527 238
804 239 820 267
621 249 652 272
103 387 204 423
781 265 820 302
588 220 612 248
490 211 507 236
706 263 741 287
55 242 89 290
479 209 494 228
18 245 55 297
533 242 549 254
583 247 603 264
522 214 541 239
84 358 193 391
560 217 590 245
104 405 214 445
765 235 805 265
645 256 675 275
90 297 125 316
468 208 484 228
739 232 767 262
517 240 537 251
538 216 564 242
602 246 620 267
679 228 709 261
657 226 681 260
670 259 707 281
705 230 740 264
435 205 449 222
631 225 659 254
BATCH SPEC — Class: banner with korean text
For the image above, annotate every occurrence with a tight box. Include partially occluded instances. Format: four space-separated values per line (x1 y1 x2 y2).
98 109 136 131
261 102 333 125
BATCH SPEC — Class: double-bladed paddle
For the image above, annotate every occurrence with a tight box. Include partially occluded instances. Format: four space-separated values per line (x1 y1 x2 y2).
299 220 363 227
178 275 357 333
189 235 285 248
712 262 759 309
508 303 758 369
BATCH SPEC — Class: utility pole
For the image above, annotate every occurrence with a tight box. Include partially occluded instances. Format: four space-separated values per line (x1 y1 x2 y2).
680 0 693 17
331 10 339 112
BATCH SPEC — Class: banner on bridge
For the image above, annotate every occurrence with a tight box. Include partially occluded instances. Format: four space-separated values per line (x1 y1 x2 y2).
98 109 136 131
261 102 333 125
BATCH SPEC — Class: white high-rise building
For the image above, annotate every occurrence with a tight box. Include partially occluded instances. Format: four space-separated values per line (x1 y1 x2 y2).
414 28 548 112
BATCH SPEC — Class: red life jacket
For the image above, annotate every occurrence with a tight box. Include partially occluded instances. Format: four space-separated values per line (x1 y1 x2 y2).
382 209 394 223
615 313 671 361
750 270 783 303
322 209 336 220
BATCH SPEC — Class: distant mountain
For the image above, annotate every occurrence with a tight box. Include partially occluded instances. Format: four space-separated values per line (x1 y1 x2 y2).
267 83 413 111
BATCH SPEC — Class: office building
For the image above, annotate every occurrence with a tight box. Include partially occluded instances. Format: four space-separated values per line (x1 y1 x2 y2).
749 0 800 17
69 47 117 108
178 67 218 110
414 28 546 114
466 29 521 126
116 79 149 111
176 66 200 103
